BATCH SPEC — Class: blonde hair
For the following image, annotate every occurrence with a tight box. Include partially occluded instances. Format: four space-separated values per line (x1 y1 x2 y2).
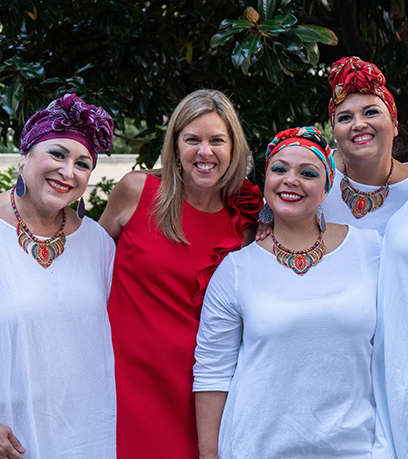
152 89 252 243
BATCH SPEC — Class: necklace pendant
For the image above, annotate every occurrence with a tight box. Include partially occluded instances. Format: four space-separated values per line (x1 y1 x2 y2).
341 160 394 219
294 254 307 273
272 237 325 276
349 194 372 218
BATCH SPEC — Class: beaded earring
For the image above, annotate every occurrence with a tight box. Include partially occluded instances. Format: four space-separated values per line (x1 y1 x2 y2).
16 168 26 197
77 196 85 219
317 204 326 232
259 202 274 223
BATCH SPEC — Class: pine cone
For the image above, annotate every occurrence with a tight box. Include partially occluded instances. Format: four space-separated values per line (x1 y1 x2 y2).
243 7 260 24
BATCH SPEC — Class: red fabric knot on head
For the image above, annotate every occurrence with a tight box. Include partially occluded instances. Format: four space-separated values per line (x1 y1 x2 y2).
328 56 398 127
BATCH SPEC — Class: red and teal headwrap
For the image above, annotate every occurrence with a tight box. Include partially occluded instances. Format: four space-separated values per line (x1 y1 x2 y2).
265 126 335 192
328 56 398 127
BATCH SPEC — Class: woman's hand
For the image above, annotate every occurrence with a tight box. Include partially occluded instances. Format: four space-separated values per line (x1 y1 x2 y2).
255 220 272 241
0 424 25 458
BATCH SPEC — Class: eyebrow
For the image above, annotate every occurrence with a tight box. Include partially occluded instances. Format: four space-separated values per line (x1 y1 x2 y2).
48 143 70 153
48 144 92 162
336 104 382 115
271 159 321 169
182 132 228 137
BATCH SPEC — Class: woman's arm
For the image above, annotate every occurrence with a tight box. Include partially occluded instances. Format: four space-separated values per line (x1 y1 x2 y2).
196 391 228 459
0 424 25 459
99 172 147 243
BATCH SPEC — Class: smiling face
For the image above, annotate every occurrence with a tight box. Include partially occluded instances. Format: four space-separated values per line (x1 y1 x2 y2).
177 112 232 196
265 146 327 222
333 92 398 163
20 138 93 213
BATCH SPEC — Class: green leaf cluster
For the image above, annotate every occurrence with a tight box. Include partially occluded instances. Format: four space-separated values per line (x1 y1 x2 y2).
210 0 337 84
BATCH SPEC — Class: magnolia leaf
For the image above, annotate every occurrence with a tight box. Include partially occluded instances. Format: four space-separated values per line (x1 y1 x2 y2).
210 27 240 48
257 0 277 21
219 19 253 30
302 25 338 45
262 45 283 85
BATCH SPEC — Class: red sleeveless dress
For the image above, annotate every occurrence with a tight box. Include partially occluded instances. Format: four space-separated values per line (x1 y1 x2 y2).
108 174 262 458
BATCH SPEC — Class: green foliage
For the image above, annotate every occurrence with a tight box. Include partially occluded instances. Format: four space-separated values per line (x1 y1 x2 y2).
210 0 337 84
0 166 17 192
0 0 407 190
84 177 116 221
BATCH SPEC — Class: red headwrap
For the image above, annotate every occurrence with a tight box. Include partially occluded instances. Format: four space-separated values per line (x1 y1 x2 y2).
328 56 398 127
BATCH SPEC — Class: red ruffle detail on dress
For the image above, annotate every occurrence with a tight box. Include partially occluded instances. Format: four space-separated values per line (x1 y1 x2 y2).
192 178 263 307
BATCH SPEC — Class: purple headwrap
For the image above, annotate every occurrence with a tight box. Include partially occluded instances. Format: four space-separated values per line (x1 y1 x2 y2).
20 93 114 169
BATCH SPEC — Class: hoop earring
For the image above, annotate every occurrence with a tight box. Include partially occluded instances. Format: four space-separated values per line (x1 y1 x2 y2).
77 196 85 219
16 168 26 197
176 158 182 174
259 202 274 223
317 204 326 232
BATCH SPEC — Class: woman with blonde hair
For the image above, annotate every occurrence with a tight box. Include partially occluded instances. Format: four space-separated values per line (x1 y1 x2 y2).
100 89 263 458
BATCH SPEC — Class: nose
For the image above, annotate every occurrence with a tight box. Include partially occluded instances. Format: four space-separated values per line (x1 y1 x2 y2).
283 170 299 186
59 160 75 180
353 113 367 130
197 142 212 158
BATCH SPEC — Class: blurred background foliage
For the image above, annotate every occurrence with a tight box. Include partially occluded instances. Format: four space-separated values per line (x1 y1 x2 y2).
0 0 407 188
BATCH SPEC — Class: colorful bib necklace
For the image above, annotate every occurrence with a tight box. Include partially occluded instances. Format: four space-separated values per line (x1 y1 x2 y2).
341 159 394 219
270 228 325 276
10 186 66 268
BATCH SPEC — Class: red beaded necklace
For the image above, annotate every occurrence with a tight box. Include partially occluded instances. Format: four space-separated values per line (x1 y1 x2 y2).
10 186 66 268
270 228 325 276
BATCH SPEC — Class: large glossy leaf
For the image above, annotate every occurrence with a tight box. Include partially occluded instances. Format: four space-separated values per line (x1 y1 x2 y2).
305 42 320 65
232 41 246 68
262 45 283 85
257 0 277 21
246 35 263 62
210 27 240 48
259 14 298 33
276 49 303 72
232 34 263 73
1 80 23 115
219 19 253 30
273 31 303 52
2 56 46 80
301 25 338 45
292 25 320 43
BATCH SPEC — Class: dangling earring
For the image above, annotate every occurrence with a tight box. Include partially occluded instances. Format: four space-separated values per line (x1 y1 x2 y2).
16 168 26 197
259 202 274 223
317 204 326 232
176 158 182 174
77 196 85 219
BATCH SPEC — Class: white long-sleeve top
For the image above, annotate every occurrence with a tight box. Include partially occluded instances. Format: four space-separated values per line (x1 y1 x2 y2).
0 217 116 459
194 226 390 458
374 199 408 459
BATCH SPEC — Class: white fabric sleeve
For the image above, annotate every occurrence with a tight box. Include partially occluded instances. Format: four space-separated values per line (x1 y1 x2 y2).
193 253 243 392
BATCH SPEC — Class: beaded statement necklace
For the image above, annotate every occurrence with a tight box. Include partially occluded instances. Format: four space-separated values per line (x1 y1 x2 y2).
341 159 394 219
10 186 66 268
270 228 325 276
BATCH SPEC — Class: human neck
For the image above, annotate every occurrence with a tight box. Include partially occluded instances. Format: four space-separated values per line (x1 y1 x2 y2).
183 187 224 213
272 216 321 251
341 153 393 186
13 193 64 236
